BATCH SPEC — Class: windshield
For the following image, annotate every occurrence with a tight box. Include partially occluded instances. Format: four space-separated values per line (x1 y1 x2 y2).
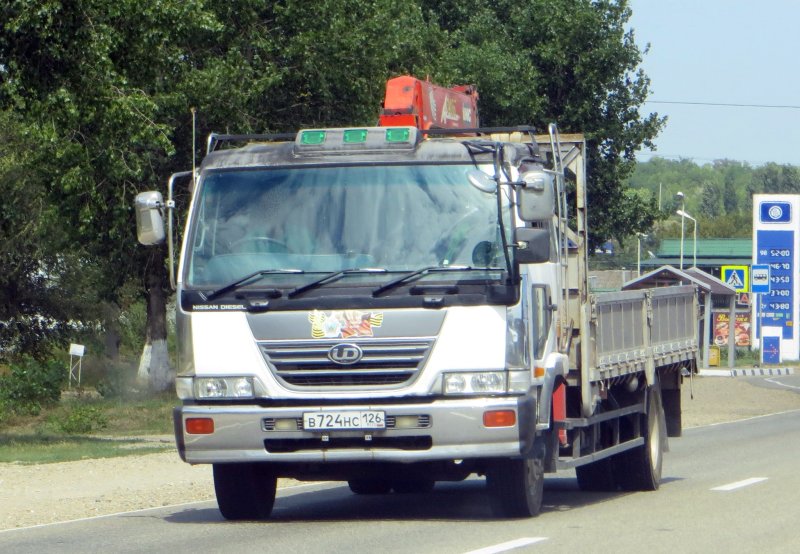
184 164 511 288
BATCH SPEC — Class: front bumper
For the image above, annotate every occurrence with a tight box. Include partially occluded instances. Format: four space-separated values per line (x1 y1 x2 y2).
174 396 535 464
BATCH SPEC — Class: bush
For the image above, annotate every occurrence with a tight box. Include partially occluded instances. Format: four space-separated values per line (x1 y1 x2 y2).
0 358 65 416
95 359 140 399
0 397 10 426
49 404 108 434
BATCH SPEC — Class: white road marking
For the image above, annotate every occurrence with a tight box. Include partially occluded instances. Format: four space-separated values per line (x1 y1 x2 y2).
765 377 800 391
464 537 548 554
711 477 768 491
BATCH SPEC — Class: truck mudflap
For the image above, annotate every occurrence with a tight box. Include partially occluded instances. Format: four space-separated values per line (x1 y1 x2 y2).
174 395 536 465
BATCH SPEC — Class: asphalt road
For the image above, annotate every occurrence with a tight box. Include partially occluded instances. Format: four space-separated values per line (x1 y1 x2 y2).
750 372 800 394
3 407 799 553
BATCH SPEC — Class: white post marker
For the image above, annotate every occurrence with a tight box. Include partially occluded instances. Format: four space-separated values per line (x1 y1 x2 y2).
68 343 86 388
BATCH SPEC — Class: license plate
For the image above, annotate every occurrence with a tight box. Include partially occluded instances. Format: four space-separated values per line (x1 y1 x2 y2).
303 410 386 431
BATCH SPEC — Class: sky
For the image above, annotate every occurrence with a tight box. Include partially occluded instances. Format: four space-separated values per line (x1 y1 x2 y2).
627 0 800 166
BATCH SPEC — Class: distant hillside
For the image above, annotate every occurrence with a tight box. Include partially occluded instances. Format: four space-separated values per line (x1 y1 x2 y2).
628 157 800 238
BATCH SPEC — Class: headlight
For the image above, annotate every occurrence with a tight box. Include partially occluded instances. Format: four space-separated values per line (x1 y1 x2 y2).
194 377 255 399
443 371 507 395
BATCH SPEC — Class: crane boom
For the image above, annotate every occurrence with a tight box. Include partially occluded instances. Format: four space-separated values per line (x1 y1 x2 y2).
379 75 479 130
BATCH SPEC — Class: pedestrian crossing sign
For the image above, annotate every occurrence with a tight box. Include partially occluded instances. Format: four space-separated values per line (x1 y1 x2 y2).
722 265 749 293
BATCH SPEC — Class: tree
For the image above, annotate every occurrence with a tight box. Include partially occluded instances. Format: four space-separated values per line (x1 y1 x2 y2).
0 112 106 361
722 172 739 214
0 0 439 389
1 0 665 387
0 0 205 387
699 180 723 218
752 163 800 195
423 0 665 246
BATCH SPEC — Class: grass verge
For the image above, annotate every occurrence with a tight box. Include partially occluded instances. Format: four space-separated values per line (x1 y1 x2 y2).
0 434 172 464
0 391 177 464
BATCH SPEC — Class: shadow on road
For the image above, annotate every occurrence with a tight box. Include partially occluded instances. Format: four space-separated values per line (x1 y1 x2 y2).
163 474 684 525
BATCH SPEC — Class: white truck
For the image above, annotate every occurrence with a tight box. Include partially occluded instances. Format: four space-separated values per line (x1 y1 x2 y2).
135 82 698 519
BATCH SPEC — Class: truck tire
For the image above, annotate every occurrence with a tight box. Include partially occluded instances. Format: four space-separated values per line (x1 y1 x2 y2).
575 457 617 492
486 455 544 518
347 479 392 495
213 463 276 520
615 383 665 491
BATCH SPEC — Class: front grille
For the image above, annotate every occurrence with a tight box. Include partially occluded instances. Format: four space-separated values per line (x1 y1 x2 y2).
260 338 434 389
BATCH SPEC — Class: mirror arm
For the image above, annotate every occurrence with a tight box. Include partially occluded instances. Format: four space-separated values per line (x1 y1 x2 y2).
167 171 192 291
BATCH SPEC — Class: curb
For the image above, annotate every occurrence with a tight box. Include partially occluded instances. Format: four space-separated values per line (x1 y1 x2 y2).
731 367 795 377
697 369 734 377
698 368 796 378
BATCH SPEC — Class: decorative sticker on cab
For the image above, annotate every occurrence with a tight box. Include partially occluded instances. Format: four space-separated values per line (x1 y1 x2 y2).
308 310 384 339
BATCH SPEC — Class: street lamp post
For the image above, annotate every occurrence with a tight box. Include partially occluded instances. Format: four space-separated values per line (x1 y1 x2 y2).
676 191 685 269
676 209 697 268
636 232 648 277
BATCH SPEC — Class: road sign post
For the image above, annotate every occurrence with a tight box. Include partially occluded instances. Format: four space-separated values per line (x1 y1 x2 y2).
722 265 749 293
750 264 770 294
751 265 772 364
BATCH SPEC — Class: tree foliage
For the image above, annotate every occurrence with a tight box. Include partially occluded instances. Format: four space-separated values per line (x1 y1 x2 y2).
423 0 664 246
0 111 106 359
1 0 663 379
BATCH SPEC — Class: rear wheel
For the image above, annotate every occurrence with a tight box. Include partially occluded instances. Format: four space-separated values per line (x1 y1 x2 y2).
213 463 277 520
347 479 392 495
486 455 544 518
615 383 665 491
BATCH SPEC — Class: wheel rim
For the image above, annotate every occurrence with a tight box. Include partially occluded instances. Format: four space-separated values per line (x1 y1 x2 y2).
648 392 662 472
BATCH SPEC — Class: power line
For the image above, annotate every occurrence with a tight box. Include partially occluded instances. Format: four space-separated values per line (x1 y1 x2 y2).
645 100 800 110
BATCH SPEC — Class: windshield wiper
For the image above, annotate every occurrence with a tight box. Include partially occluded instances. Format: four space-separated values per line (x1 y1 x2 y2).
203 269 304 301
372 265 486 297
288 268 388 298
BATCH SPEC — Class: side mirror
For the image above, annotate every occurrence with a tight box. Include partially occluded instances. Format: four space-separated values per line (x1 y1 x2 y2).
514 227 551 264
517 170 555 222
135 191 166 245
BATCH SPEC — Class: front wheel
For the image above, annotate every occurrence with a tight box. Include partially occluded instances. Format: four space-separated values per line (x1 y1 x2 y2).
486 455 544 518
213 463 277 520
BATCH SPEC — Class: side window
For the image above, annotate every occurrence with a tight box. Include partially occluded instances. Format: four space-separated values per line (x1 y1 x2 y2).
531 285 552 359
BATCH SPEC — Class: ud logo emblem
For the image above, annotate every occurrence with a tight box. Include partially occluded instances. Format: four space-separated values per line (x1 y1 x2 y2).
328 343 363 365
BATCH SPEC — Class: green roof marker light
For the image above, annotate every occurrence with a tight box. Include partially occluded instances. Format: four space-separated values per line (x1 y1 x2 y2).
385 128 411 143
300 130 326 145
343 129 368 143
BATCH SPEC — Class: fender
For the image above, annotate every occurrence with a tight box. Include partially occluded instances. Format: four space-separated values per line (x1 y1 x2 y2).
536 352 569 431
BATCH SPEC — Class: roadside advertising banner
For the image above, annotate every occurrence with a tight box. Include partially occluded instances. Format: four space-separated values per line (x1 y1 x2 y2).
713 312 751 347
